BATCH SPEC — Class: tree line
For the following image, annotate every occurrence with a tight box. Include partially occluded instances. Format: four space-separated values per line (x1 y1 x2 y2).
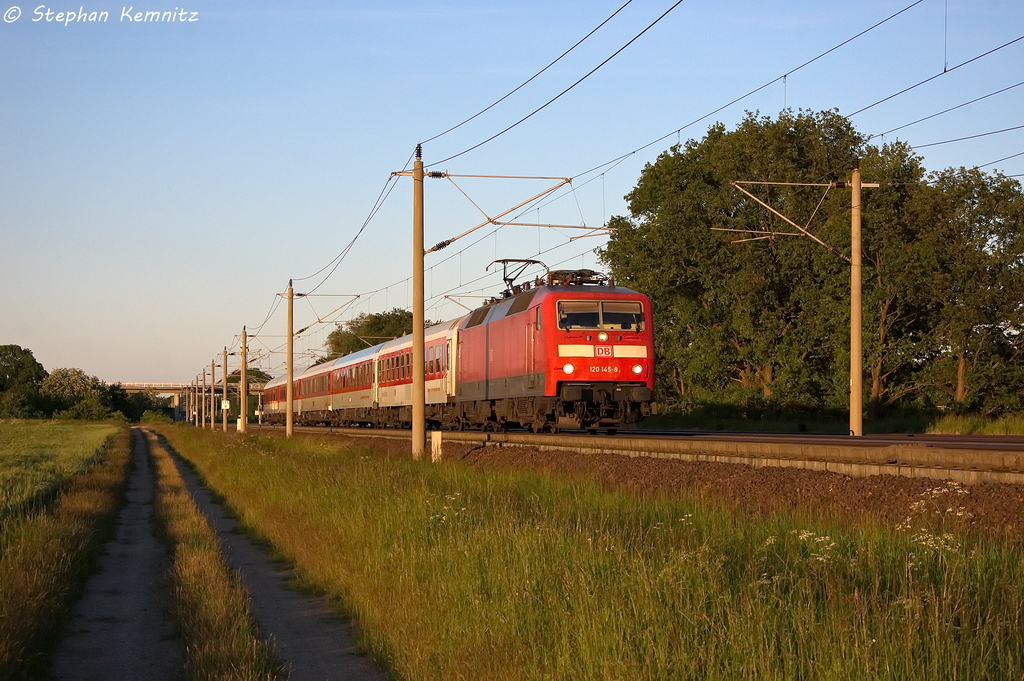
0 345 169 420
600 110 1024 419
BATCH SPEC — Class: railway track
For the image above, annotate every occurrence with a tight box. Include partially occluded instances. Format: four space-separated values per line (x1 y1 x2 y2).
248 424 1024 486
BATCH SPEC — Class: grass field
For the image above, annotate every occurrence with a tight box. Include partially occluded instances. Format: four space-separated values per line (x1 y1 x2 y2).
0 423 131 678
0 420 120 517
159 426 1024 680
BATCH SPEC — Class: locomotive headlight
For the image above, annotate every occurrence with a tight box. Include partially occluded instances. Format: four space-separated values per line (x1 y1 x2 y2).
563 362 576 375
598 332 608 342
632 364 644 375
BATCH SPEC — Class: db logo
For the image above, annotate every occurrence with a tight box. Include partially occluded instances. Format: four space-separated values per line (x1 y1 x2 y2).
595 346 612 358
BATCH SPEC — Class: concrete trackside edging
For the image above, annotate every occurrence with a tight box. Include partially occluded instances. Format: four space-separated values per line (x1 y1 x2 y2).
309 427 1024 486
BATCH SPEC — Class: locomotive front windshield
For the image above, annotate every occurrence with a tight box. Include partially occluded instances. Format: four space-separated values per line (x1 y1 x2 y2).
557 300 645 331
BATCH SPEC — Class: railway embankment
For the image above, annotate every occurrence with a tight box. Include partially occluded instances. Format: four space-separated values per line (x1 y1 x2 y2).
281 425 1024 485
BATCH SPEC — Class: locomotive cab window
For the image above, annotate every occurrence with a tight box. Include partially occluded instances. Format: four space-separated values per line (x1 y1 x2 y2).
557 301 599 329
557 300 645 331
602 301 645 330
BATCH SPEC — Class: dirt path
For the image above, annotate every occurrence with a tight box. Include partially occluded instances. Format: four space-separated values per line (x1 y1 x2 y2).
50 428 182 681
154 436 387 681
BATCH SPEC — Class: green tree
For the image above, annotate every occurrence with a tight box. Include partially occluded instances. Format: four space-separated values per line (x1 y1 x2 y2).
226 368 273 383
911 168 1024 413
601 110 864 414
858 143 934 416
41 368 105 405
601 110 1024 420
41 367 126 420
322 308 438 361
0 345 47 417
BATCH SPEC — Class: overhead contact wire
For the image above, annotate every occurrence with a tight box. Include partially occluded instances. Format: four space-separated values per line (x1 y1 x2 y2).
915 124 1024 149
422 0 635 145
428 0 688 168
848 33 1024 117
570 0 927 182
870 79 1024 139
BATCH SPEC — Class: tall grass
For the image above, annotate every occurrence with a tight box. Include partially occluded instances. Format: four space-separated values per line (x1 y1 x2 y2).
147 432 280 681
928 414 1024 435
160 426 1024 680
0 426 131 679
0 420 118 517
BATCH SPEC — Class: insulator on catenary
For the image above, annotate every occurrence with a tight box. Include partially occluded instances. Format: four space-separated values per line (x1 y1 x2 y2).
433 240 451 251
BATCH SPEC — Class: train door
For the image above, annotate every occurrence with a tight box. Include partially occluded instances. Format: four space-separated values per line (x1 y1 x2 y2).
372 359 379 407
526 313 536 389
447 330 458 397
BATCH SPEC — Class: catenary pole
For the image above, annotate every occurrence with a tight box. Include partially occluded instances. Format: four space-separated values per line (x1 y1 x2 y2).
412 145 426 459
201 369 206 429
210 360 216 429
240 326 248 433
286 280 294 438
850 159 864 436
222 347 228 432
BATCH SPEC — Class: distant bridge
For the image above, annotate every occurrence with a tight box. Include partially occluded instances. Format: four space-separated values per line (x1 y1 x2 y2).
108 382 266 422
111 382 266 394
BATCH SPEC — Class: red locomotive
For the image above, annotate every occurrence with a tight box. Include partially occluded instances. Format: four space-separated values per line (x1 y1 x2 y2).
264 268 655 432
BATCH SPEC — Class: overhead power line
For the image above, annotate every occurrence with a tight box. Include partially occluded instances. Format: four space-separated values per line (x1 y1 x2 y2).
291 148 416 298
236 0 938 366
568 0 926 182
915 124 1024 149
870 79 1024 139
422 0 635 145
979 151 1024 168
848 33 1024 117
428 0 689 168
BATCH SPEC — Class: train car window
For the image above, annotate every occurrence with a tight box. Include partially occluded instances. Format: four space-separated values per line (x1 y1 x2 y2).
466 306 489 328
506 290 537 316
535 306 542 330
557 301 600 329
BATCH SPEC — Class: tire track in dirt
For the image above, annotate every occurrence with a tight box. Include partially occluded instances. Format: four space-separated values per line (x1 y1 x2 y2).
50 428 182 681
153 435 387 681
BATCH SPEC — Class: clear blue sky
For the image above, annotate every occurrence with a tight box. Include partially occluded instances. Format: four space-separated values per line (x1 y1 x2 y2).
2 0 1021 383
